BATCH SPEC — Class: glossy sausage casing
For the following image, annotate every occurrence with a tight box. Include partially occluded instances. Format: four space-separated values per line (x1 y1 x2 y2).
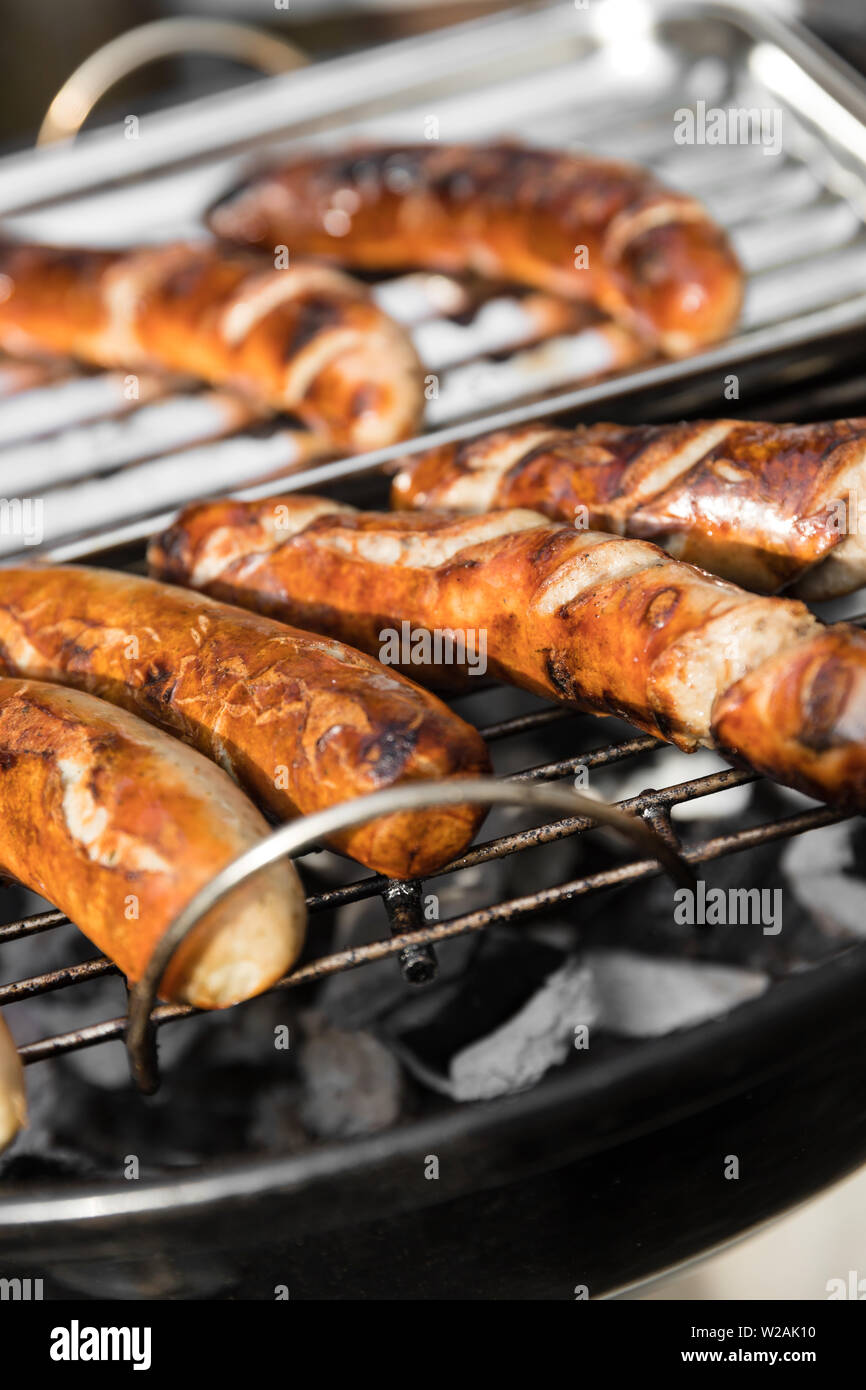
0 568 489 878
0 242 424 450
713 626 866 809
150 495 866 811
210 143 743 356
0 677 305 1008
392 418 866 597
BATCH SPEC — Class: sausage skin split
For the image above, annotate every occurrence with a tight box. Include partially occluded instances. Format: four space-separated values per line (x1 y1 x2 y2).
0 1010 26 1153
0 243 424 451
0 569 489 879
391 418 866 598
0 678 305 1008
209 143 743 357
150 496 866 811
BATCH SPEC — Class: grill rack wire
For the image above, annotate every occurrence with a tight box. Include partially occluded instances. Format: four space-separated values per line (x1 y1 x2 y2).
2 0 866 1096
0 684 858 1093
4 0 866 561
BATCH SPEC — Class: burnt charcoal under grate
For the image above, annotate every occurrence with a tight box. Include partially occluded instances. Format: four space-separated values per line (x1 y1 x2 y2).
1 684 864 1179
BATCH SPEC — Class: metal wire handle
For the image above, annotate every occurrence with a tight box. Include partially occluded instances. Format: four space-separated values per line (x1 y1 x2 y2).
126 775 694 1093
37 17 310 145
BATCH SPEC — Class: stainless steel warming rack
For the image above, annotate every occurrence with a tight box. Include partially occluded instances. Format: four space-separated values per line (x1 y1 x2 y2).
0 0 866 559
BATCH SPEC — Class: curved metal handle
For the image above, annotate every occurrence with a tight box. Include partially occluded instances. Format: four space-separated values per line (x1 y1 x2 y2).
126 775 693 1092
37 17 310 146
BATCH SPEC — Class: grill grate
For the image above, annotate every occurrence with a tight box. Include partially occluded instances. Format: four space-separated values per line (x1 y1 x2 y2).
2 1 866 1095
0 695 856 1079
2 2 866 559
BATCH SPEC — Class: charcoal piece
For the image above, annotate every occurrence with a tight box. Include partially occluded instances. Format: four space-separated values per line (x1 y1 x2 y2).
578 813 833 973
586 949 768 1038
0 989 310 1175
781 821 866 943
318 933 483 1032
448 957 598 1101
597 746 752 824
0 1056 98 1180
386 929 566 1074
1 900 204 1088
317 859 514 1030
297 1010 403 1139
248 1081 312 1154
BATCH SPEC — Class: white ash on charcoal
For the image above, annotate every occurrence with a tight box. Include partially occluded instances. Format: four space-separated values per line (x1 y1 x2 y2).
573 780 857 975
316 857 519 1031
247 1081 311 1155
0 879 411 1176
2 679 865 1169
584 950 768 1039
781 821 866 944
0 1053 102 1181
340 701 864 1101
0 986 313 1178
598 746 753 823
296 1010 403 1140
379 929 580 1099
378 940 766 1101
0 887 307 1175
404 958 598 1103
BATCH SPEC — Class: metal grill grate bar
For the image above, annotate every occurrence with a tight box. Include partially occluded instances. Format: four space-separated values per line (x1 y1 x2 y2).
0 740 848 1028
1 0 865 1094
0 6 863 561
12 798 848 1068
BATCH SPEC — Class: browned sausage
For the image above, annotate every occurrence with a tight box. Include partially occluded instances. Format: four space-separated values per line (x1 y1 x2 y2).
391 418 866 597
0 677 305 1008
0 568 490 878
713 626 866 810
0 242 424 451
209 143 743 356
149 495 866 810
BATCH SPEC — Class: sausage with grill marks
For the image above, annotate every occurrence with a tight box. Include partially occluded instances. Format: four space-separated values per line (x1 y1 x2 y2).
150 496 866 810
391 417 866 598
0 678 305 1009
0 242 424 451
209 142 743 357
712 626 866 803
0 567 490 879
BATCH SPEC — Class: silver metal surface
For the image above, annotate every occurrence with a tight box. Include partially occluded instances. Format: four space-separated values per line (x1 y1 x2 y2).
1 0 866 559
36 17 310 146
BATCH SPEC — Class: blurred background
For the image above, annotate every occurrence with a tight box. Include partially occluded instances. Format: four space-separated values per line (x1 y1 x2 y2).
0 1 504 151
2 0 865 151
1 0 865 1300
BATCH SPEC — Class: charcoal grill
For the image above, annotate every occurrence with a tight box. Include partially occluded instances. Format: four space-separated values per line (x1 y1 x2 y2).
2 0 866 1300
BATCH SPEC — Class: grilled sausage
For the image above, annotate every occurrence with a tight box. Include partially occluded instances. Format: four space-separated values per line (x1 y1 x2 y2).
0 242 424 451
0 568 489 878
0 1011 26 1153
391 418 866 598
149 495 866 810
713 626 866 808
209 143 743 356
0 678 305 1008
